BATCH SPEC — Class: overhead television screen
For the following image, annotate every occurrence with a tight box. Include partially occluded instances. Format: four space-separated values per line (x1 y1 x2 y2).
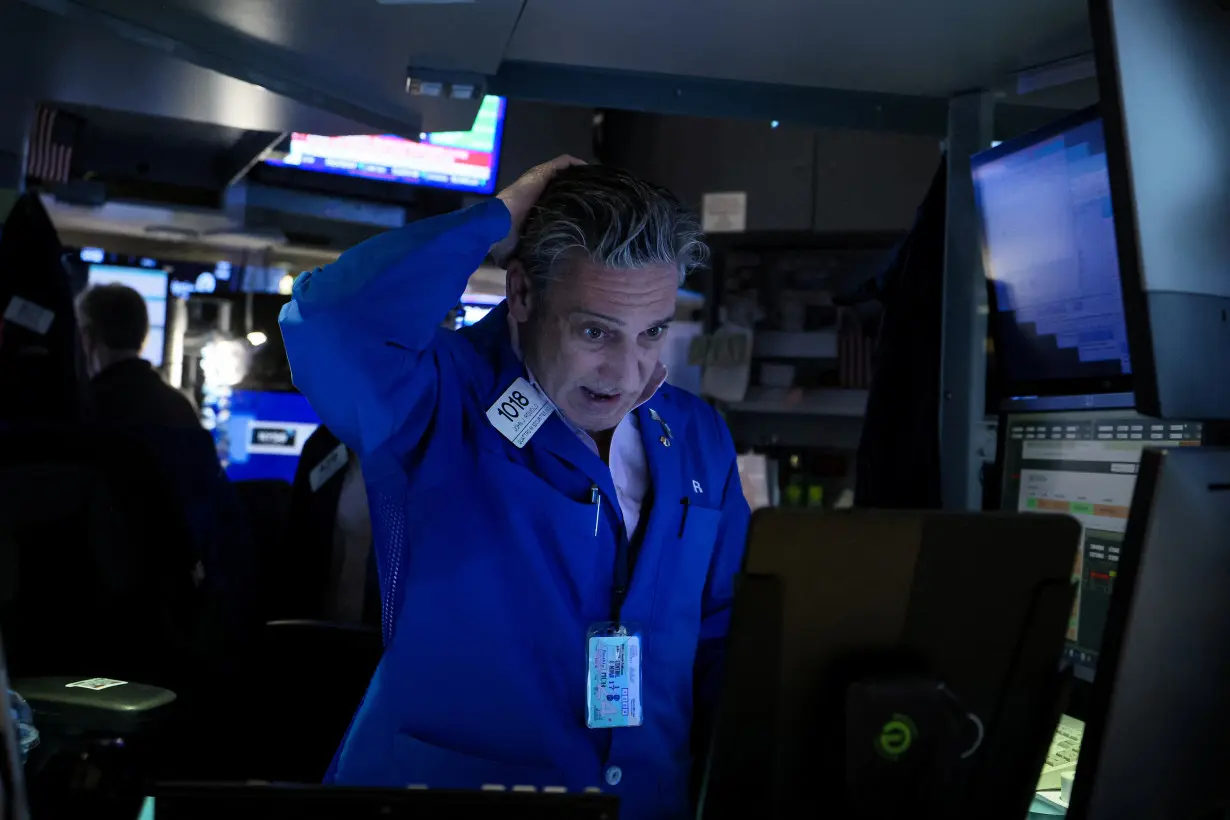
263 95 506 195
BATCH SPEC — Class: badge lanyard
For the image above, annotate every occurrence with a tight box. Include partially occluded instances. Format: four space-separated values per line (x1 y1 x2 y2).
608 497 631 623
584 408 672 731
603 405 672 623
488 376 654 730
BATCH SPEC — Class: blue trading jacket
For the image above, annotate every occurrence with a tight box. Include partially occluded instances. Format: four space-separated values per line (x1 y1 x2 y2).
279 198 749 820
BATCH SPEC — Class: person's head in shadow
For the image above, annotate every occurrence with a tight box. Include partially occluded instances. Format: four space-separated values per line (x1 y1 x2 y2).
76 283 149 378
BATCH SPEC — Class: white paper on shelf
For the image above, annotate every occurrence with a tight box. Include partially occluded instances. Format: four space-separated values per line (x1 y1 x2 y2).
736 453 773 511
662 320 704 396
700 323 753 402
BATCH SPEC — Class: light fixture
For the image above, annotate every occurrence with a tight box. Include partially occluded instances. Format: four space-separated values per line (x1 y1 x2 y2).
200 338 249 388
247 331 268 347
770 120 780 129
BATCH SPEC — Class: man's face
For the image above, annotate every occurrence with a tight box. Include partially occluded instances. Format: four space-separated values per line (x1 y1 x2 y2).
511 259 678 433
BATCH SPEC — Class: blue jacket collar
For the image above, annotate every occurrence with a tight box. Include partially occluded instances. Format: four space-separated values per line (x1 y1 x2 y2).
463 302 692 510
465 302 613 493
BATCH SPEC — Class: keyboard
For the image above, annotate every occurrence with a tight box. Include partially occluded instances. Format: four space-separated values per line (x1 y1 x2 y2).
1037 714 1084 791
148 782 619 819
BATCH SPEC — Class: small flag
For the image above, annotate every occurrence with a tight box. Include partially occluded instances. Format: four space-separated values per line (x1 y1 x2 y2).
25 105 80 185
838 309 874 390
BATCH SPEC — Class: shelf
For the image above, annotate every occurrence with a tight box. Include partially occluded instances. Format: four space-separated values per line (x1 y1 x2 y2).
753 330 838 359
727 387 868 417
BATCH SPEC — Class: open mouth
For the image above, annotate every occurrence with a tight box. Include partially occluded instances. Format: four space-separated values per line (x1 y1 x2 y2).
582 387 621 404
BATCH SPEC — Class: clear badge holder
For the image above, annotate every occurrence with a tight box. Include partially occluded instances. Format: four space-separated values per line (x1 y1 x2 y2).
585 622 643 729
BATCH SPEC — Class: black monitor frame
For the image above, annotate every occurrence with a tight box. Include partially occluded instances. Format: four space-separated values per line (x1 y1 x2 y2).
971 105 1135 406
1068 446 1230 819
251 97 508 209
1090 0 1230 421
992 400 1230 725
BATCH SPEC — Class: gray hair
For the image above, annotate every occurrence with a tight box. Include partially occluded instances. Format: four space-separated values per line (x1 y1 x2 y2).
514 165 707 292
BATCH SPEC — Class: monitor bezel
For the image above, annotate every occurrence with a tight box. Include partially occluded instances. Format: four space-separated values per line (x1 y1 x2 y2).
995 405 1103 691
261 96 507 198
1090 0 1230 422
971 105 1136 407
85 263 172 370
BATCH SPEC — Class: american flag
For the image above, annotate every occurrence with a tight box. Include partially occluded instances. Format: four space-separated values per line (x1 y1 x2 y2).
838 308 875 389
25 105 79 185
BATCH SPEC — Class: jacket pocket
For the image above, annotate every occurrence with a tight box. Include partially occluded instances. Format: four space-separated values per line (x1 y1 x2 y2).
680 503 722 550
391 733 565 791
654 504 723 624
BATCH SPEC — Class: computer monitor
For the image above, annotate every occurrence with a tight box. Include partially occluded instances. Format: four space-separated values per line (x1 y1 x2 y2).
971 109 1133 402
702 509 1080 818
454 292 504 330
1091 0 1230 421
262 96 506 196
216 389 320 484
1067 446 1230 819
998 403 1205 683
85 264 170 367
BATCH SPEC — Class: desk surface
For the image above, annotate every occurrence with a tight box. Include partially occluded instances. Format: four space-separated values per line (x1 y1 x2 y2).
1029 791 1067 817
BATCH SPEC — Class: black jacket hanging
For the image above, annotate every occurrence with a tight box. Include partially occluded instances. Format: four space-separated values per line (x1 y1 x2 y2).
854 156 947 509
0 192 86 422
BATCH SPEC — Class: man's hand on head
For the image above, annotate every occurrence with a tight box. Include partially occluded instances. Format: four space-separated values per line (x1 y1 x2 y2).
490 155 586 268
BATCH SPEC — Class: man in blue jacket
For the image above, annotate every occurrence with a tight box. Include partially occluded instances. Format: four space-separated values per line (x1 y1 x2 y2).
280 157 750 819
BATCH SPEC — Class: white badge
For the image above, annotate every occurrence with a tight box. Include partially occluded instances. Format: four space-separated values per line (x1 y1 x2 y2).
486 377 553 449
309 443 349 492
4 295 55 335
65 678 128 691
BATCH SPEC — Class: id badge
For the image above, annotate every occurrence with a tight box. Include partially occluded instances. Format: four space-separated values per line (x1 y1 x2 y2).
586 623 643 729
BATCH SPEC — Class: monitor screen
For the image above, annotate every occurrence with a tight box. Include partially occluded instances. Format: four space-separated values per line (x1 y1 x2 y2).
85 264 169 367
263 96 506 195
453 292 504 329
1091 0 1230 420
972 112 1133 399
1000 406 1204 681
218 389 320 484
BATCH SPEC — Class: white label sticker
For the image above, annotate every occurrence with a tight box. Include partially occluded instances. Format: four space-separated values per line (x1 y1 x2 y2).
309 443 349 492
701 191 747 233
65 678 128 691
3 295 54 335
486 377 553 449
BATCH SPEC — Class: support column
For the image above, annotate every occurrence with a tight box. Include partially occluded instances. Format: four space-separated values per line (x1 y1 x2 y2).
0 94 33 223
939 91 994 511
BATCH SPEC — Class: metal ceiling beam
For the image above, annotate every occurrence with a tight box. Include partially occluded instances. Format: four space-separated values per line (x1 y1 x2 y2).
217 130 286 190
15 0 443 136
491 61 1076 140
1013 53 1097 96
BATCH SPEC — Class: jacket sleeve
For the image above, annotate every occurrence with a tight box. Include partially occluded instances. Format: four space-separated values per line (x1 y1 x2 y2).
278 198 511 459
693 419 751 742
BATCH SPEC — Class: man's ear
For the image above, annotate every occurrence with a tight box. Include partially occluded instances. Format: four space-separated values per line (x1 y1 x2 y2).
506 259 534 323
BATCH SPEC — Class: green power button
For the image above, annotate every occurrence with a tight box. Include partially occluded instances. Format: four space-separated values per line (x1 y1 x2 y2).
877 714 916 760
